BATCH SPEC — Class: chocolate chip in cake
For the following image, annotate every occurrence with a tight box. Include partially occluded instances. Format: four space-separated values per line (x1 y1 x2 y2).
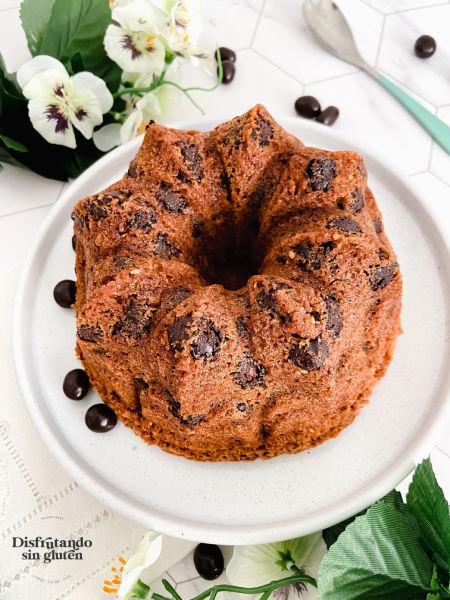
324 294 343 339
176 170 190 183
217 47 236 63
235 316 249 340
77 324 103 343
156 182 187 213
192 219 204 238
191 318 222 360
165 389 205 429
84 196 109 220
374 217 382 234
63 369 90 400
289 336 329 371
168 313 193 352
112 300 153 340
152 233 180 259
305 158 338 192
415 35 436 58
194 544 224 580
127 163 137 178
167 288 193 311
369 263 398 291
327 216 362 233
317 106 339 126
294 95 321 119
233 356 266 389
113 256 133 268
72 211 84 230
54 280 76 308
251 114 274 147
72 235 77 251
357 160 367 179
133 209 158 231
177 141 204 181
291 241 334 270
237 402 246 412
85 403 117 432
349 188 364 213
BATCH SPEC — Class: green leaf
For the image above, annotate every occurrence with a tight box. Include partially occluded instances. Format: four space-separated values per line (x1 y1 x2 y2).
19 0 56 55
317 501 433 600
407 458 450 574
39 0 120 91
322 490 407 549
0 134 28 152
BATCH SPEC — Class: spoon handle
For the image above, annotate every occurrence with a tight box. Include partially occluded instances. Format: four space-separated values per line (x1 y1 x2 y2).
377 74 450 154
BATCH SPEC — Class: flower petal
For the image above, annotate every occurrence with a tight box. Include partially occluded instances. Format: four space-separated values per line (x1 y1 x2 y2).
112 0 168 32
118 533 163 598
21 69 72 103
71 72 114 113
104 22 166 73
120 106 145 143
227 544 285 587
93 122 122 151
28 98 76 148
69 90 103 139
17 55 68 90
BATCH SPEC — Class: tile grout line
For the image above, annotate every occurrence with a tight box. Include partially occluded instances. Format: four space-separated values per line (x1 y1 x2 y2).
249 0 267 49
435 445 450 460
384 1 449 15
251 47 305 88
0 202 54 220
374 14 386 67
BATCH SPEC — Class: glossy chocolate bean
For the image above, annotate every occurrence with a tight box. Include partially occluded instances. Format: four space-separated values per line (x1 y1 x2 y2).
193 544 224 580
63 369 90 400
294 95 321 119
317 106 339 126
219 60 235 84
217 46 236 63
85 404 117 433
53 279 76 308
414 35 436 58
72 235 77 251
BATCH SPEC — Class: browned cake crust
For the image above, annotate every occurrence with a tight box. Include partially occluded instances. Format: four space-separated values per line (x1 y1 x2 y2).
72 105 402 461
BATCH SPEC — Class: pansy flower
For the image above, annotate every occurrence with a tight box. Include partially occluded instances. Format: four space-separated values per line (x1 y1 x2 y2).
118 532 163 599
17 55 113 149
226 533 327 600
104 0 167 74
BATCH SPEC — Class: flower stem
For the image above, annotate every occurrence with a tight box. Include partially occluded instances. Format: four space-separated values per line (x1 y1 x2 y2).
162 578 184 600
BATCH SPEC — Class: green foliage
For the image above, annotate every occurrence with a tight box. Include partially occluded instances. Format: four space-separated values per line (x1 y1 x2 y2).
20 0 56 56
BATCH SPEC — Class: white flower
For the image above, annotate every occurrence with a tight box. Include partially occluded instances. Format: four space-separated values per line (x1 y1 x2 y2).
118 532 163 599
226 534 327 600
164 0 211 67
17 56 113 149
105 0 167 74
93 65 181 151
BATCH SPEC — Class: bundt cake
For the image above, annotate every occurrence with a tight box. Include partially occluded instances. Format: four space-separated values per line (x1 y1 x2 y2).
72 104 402 461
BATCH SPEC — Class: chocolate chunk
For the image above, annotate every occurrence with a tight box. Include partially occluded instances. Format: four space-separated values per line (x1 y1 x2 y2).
72 212 84 230
192 219 204 238
235 316 249 340
252 114 273 147
53 279 76 308
133 209 158 231
85 403 117 432
167 288 193 310
327 216 362 233
349 188 364 213
415 35 436 58
237 402 246 412
294 95 321 119
374 217 382 234
357 160 367 179
156 182 187 213
134 377 148 391
127 163 137 178
165 390 205 429
176 170 190 183
369 263 398 291
324 294 343 339
290 241 334 270
220 60 235 84
194 544 224 581
77 324 103 343
233 356 265 389
177 140 204 181
112 300 153 340
84 196 109 220
336 197 346 210
168 313 193 352
317 106 339 126
72 235 77 251
63 369 90 400
256 281 291 320
191 318 222 360
305 158 338 192
152 233 180 259
288 336 329 371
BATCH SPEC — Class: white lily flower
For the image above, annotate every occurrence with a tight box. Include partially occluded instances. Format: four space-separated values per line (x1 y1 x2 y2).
163 0 211 67
226 534 327 600
17 56 113 149
105 0 167 74
118 532 163 600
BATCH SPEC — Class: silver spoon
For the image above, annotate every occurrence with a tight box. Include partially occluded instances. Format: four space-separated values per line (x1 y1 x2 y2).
302 0 450 154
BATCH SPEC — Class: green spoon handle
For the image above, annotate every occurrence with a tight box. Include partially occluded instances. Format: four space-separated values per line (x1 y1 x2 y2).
377 74 450 154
